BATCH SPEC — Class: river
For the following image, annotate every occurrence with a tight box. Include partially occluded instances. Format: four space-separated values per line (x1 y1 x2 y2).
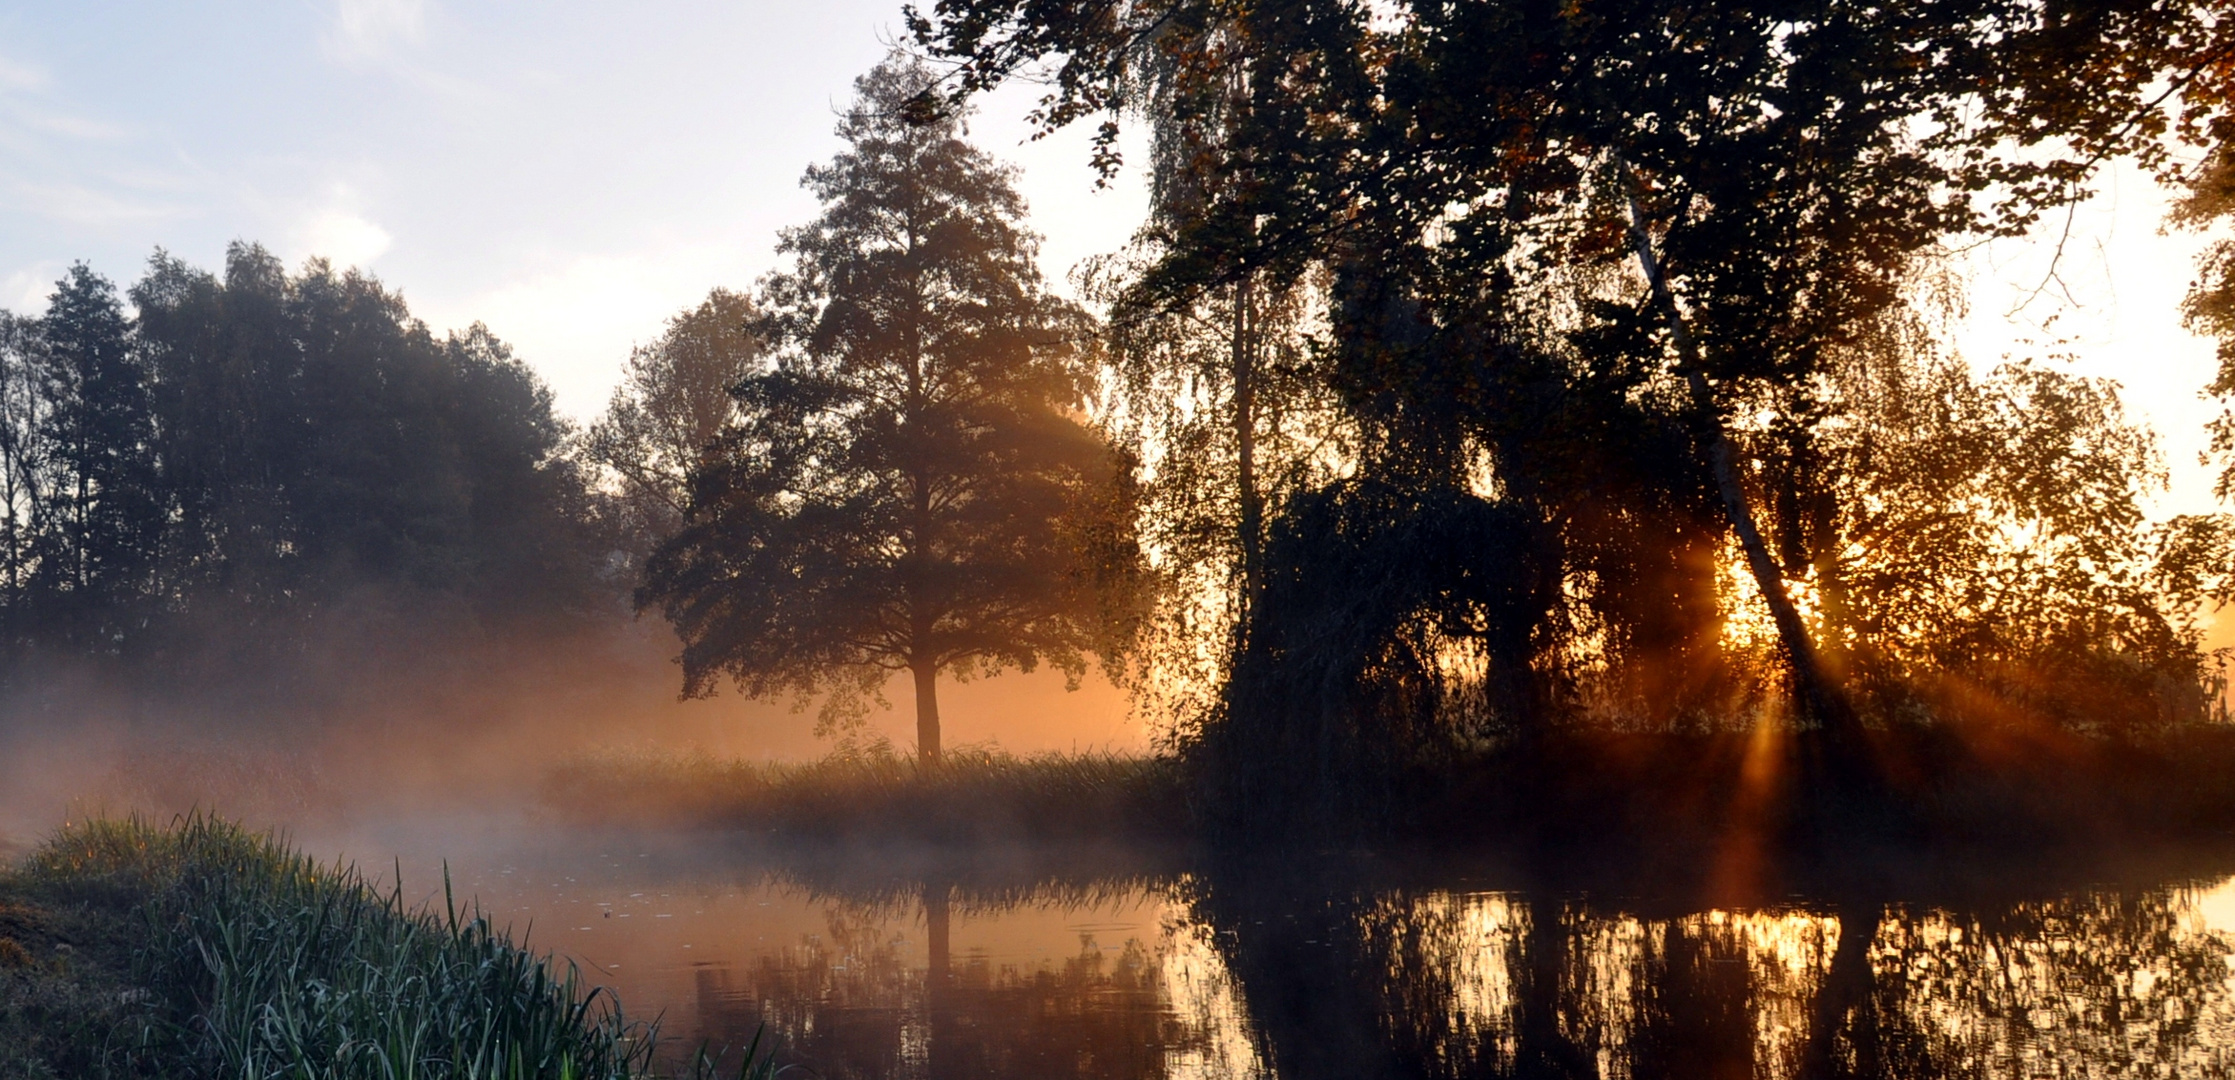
344 821 2235 1079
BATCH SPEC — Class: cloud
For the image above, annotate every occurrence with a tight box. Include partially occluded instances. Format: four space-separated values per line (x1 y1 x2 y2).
433 248 750 420
1 263 65 315
0 56 46 93
293 206 394 270
328 0 429 60
1 99 127 142
10 181 178 225
0 52 125 143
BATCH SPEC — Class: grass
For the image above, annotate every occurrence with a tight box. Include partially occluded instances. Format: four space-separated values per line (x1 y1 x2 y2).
540 723 2235 902
544 741 1188 845
0 814 779 1080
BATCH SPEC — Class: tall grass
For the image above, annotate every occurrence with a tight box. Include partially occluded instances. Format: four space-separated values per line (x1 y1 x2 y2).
546 742 1185 844
24 815 775 1080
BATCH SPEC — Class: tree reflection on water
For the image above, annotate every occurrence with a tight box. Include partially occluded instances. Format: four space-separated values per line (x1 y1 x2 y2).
660 859 2235 1079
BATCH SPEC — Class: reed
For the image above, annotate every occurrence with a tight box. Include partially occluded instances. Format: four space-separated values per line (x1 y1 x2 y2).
10 814 780 1080
545 742 1187 844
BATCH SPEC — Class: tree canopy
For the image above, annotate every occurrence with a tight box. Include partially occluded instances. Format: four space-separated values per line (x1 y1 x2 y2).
583 287 765 570
0 245 604 704
638 56 1144 766
908 0 2235 803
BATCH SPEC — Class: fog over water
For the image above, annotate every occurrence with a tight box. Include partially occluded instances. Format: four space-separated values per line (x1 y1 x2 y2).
7 638 2235 1078
262 811 2235 1079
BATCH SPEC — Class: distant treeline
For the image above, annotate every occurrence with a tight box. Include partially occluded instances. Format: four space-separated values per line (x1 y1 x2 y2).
0 246 608 699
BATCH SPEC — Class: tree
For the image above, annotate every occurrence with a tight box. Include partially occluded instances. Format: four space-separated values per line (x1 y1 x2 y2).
0 314 52 618
129 244 599 635
639 55 1143 767
912 0 2235 745
583 288 763 567
33 264 162 649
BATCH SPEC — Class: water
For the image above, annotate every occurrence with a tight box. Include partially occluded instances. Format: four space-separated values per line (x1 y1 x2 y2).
365 829 2235 1079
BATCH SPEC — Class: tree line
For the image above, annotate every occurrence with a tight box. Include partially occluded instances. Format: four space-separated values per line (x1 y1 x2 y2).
14 14 2235 799
0 248 603 705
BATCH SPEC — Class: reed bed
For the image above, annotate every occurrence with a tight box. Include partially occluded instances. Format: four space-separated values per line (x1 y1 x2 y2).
5 815 777 1080
544 743 1187 844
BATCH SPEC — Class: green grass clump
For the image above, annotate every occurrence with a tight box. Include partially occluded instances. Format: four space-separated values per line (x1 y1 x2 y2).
7 814 778 1080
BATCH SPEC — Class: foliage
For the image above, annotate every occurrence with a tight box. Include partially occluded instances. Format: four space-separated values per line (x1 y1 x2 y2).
913 0 2235 766
543 741 1186 843
1749 297 2235 732
130 245 600 631
0 246 608 702
4 814 791 1079
639 55 1145 762
582 288 763 569
1079 253 1348 743
1202 479 1553 833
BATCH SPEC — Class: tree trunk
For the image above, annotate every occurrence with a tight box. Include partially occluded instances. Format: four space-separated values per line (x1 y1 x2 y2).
924 879 954 1080
913 659 942 769
1809 485 1852 681
1800 901 1884 1079
1618 164 1859 741
1232 273 1262 610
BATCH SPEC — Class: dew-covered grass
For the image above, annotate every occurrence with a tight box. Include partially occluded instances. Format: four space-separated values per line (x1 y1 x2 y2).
1 814 779 1079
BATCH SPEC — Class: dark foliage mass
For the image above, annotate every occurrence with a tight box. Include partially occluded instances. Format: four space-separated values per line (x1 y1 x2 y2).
1205 481 1551 834
0 245 606 711
909 0 2235 826
636 56 1145 767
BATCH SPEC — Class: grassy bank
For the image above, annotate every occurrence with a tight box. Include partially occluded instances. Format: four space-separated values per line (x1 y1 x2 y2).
542 727 2235 896
0 816 758 1079
543 744 1188 844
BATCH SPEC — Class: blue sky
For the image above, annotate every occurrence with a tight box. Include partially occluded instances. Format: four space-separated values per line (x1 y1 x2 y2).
0 1 2227 523
0 0 1144 418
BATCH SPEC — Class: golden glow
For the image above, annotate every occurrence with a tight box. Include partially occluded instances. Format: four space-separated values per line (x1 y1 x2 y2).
1159 902 1269 1080
1715 541 1824 652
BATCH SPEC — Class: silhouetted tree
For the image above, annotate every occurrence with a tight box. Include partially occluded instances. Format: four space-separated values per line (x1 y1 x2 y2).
911 0 2235 751
27 265 162 650
0 314 45 616
583 288 763 568
639 55 1144 767
1079 251 1344 742
128 244 599 644
0 247 611 716
1763 295 2234 731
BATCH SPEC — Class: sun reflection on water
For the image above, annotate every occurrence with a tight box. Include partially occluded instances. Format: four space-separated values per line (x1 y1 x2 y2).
419 844 2235 1079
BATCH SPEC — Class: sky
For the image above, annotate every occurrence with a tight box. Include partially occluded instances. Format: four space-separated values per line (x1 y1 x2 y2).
0 0 2227 525
0 0 1147 419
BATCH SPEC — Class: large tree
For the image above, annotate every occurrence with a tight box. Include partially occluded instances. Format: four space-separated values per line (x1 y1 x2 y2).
911 0 2234 741
639 56 1142 767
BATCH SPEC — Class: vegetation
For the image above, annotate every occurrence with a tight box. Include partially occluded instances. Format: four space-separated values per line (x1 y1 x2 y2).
545 740 1185 845
634 55 1145 767
0 248 611 721
0 815 790 1079
907 0 2235 832
582 288 765 573
4 5 2235 847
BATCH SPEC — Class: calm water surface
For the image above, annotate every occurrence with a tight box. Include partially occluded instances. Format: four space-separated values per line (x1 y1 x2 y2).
391 832 2235 1079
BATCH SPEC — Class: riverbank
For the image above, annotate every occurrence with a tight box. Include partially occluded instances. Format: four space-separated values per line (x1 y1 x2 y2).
0 816 746 1079
544 744 1189 845
542 725 2235 899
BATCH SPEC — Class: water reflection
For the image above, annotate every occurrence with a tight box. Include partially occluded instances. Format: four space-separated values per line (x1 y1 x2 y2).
429 843 2235 1078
